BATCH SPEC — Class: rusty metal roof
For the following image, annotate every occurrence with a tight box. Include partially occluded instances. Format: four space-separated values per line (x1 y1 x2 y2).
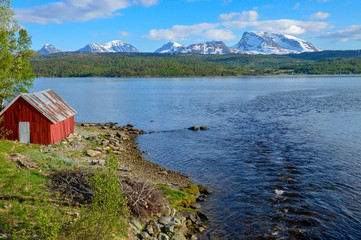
0 89 77 124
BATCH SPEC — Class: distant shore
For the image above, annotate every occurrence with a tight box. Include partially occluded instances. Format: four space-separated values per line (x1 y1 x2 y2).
30 51 361 78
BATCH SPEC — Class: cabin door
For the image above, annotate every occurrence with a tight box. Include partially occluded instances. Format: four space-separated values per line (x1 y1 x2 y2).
19 122 30 144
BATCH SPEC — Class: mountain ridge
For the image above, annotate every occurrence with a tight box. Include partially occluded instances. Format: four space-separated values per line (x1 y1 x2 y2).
37 44 61 54
155 41 245 55
36 32 323 55
77 40 139 53
233 32 321 54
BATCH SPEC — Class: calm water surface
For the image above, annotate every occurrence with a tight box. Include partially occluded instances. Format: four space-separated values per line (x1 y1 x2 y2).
33 76 361 239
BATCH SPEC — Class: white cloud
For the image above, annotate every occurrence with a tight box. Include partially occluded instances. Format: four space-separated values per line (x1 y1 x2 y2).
309 11 330 20
218 11 258 22
218 12 240 21
239 11 259 22
317 25 361 42
145 23 218 40
15 0 158 24
203 29 236 40
133 0 159 7
223 18 333 35
145 9 333 41
119 31 131 37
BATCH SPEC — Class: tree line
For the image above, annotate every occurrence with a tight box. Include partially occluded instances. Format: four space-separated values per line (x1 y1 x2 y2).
30 53 252 77
29 52 361 78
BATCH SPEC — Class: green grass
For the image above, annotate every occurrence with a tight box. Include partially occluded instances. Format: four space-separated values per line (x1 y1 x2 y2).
157 184 196 208
0 139 128 239
0 146 49 197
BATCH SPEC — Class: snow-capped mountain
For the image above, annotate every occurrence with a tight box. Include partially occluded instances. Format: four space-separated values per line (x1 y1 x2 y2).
155 41 182 53
77 43 109 53
156 41 242 55
102 40 139 53
77 40 139 53
233 32 321 54
37 44 61 54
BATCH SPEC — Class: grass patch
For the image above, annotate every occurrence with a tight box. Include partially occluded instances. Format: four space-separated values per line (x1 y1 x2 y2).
0 152 48 197
0 140 129 239
157 184 196 208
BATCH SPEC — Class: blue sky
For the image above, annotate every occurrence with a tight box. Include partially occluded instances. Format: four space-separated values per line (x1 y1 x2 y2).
12 0 361 52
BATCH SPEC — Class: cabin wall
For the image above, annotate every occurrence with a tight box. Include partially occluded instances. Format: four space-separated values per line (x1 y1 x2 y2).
0 97 52 145
50 116 74 144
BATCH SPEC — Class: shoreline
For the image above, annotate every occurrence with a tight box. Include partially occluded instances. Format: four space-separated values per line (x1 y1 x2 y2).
0 122 210 239
72 122 211 239
74 122 194 189
34 73 361 79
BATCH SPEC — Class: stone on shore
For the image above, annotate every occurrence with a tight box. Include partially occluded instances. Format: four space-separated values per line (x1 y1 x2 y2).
171 233 187 240
176 210 197 223
131 220 143 231
158 233 169 240
86 150 101 157
190 203 201 209
197 211 209 221
198 184 212 194
139 231 151 239
158 216 182 227
188 126 199 131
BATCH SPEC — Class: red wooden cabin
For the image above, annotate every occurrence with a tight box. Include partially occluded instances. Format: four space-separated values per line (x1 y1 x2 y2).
0 89 77 145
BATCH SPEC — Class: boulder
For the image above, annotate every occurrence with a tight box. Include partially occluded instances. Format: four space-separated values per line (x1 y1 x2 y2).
164 224 175 233
158 216 173 225
190 235 197 240
175 225 188 235
86 150 101 157
197 211 209 221
145 224 154 236
176 211 197 223
149 220 161 234
170 208 176 217
158 233 169 240
198 184 212 194
190 203 201 209
188 126 199 131
139 231 151 239
158 216 182 227
171 233 187 240
130 219 143 231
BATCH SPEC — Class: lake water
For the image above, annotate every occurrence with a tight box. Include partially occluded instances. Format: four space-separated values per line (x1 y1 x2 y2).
33 76 361 239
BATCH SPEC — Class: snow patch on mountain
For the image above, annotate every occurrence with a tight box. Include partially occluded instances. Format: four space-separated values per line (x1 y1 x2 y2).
155 41 182 53
37 44 61 54
233 32 321 54
156 41 244 55
77 40 139 53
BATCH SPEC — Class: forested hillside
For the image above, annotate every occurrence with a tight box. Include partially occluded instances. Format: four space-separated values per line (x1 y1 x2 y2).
30 51 361 77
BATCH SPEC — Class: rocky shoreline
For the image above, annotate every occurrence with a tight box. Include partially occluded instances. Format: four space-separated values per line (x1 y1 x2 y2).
67 122 212 240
